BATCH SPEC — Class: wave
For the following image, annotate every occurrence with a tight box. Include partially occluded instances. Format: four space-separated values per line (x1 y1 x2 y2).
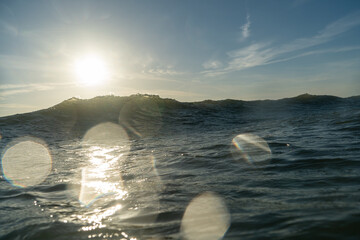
0 93 358 141
1 93 359 239
1 93 355 118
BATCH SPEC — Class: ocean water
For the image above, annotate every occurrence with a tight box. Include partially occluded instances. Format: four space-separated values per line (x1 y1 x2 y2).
0 94 360 240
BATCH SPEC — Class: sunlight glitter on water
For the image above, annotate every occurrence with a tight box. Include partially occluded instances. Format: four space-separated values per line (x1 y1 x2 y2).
78 122 130 207
78 204 123 229
71 143 130 234
63 121 165 235
79 166 127 207
1 137 52 188
78 148 127 207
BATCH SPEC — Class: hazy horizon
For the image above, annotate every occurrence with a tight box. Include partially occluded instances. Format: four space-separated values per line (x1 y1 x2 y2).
0 0 359 117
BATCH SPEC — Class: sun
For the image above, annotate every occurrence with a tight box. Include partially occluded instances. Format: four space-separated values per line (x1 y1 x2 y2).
74 55 109 86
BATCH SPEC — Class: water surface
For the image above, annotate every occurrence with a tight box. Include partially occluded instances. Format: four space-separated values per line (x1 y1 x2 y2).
1 94 360 239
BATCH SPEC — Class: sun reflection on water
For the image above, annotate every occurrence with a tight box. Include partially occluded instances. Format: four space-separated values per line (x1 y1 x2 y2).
61 121 132 238
78 204 123 231
78 122 130 207
79 165 127 207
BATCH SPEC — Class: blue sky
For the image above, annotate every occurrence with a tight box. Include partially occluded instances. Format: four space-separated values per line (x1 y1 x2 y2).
0 0 359 116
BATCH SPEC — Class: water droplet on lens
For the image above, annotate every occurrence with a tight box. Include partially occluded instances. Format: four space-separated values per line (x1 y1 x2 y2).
83 122 130 150
232 133 271 164
181 192 230 240
1 138 52 188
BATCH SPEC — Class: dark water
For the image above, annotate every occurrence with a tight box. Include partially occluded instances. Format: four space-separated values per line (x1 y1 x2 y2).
1 94 360 240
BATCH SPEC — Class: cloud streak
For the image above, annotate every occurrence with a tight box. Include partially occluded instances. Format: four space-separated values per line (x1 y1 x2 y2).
204 11 360 76
239 14 251 42
0 103 35 109
0 54 66 72
202 60 223 69
0 82 73 97
0 20 18 36
147 66 182 76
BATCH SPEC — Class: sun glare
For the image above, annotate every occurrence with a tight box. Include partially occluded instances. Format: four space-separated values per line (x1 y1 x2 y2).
74 55 109 86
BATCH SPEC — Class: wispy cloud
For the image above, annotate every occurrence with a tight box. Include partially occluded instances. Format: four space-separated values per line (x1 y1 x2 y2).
0 20 18 36
267 46 360 65
204 11 360 76
147 65 182 76
0 54 65 72
0 103 35 109
239 14 251 42
202 60 223 69
0 19 66 59
0 82 73 97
